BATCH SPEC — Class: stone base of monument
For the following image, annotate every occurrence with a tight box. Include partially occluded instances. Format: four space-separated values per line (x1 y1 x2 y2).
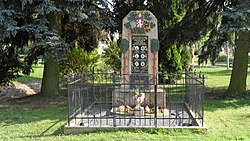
64 103 206 134
134 106 144 117
110 105 169 117
112 87 166 108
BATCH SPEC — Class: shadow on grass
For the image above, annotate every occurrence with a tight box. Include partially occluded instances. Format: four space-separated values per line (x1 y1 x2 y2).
14 120 65 139
204 87 228 100
205 98 250 112
205 91 250 112
62 127 206 135
9 124 65 139
0 105 67 139
40 119 64 136
204 86 250 112
0 95 68 137
0 106 67 125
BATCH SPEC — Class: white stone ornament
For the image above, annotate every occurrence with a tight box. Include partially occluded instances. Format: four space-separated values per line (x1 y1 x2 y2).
135 62 139 66
134 46 139 50
141 62 145 66
135 54 139 58
141 54 145 58
141 46 146 51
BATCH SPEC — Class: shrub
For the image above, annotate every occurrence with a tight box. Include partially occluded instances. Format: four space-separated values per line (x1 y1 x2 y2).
181 46 191 70
102 39 121 72
60 42 99 75
160 44 190 73
217 54 234 63
217 54 227 62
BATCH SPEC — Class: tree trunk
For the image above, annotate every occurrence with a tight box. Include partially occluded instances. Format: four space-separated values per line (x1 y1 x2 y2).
190 43 195 71
41 2 62 96
41 58 59 96
226 31 249 95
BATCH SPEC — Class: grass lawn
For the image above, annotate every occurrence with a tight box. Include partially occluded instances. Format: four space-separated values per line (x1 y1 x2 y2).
0 66 249 140
14 64 44 83
0 98 249 141
196 67 250 89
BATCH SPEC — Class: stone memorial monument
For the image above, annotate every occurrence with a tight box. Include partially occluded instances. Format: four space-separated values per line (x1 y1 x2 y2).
121 10 159 88
113 10 166 112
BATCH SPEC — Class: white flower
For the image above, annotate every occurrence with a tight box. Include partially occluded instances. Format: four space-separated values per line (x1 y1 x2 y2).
135 93 145 104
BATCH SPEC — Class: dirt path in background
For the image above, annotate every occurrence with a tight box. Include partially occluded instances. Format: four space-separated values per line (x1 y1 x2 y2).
0 81 67 109
0 80 41 99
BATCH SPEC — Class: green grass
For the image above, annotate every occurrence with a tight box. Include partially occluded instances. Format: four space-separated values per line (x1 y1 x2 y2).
196 67 250 89
2 62 249 140
0 98 249 141
14 65 44 83
215 58 250 68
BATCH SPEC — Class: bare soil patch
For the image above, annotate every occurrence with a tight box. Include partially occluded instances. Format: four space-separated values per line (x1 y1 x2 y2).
0 81 67 110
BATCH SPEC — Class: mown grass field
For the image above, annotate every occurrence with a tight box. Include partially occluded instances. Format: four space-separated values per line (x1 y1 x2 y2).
14 64 44 83
196 67 250 88
1 64 250 141
0 98 249 141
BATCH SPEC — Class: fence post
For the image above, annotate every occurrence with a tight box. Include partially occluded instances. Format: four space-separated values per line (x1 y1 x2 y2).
67 75 71 126
112 72 117 127
154 78 158 127
201 74 205 126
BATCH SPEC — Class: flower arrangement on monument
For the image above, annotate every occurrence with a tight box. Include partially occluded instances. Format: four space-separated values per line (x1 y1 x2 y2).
134 87 145 107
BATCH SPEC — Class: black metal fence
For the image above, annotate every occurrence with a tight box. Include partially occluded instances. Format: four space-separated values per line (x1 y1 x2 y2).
67 71 204 128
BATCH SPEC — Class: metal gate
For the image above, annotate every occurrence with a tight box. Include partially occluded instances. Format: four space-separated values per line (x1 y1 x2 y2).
65 71 204 132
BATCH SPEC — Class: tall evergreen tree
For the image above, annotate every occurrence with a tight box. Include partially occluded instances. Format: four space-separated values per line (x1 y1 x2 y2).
0 0 113 96
0 0 62 85
221 0 250 95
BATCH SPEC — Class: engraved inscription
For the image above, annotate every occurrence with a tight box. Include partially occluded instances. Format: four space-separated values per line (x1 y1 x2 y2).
131 36 148 73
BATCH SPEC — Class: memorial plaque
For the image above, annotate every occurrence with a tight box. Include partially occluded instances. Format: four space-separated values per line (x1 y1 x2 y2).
130 74 150 90
131 36 148 73
130 36 149 89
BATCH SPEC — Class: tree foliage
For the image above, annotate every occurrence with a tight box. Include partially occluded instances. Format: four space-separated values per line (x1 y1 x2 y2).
102 39 121 72
0 0 113 86
0 0 61 85
112 0 231 73
62 0 114 51
220 0 250 95
61 42 99 74
199 31 228 66
112 0 185 72
221 0 250 32
0 44 23 84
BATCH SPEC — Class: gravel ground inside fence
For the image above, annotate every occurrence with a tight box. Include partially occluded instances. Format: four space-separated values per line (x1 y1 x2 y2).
68 103 198 127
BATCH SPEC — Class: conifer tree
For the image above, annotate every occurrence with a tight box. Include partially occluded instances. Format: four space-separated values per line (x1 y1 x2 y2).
0 0 113 96
221 0 250 95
